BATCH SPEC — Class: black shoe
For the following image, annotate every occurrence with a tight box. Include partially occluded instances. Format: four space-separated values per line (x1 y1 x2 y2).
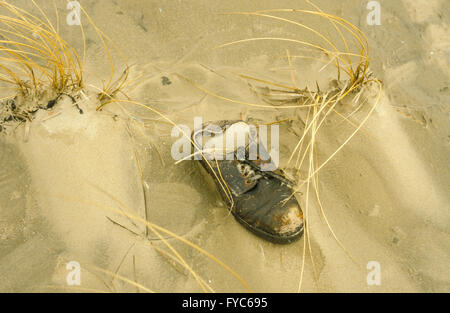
192 120 304 244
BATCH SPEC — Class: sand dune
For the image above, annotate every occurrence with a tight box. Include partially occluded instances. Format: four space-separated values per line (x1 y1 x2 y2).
0 0 448 292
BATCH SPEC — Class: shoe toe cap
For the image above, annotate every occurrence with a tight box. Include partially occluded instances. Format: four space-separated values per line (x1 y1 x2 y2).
277 203 304 236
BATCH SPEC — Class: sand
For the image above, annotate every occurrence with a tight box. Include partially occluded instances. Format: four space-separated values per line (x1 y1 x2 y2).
0 0 449 292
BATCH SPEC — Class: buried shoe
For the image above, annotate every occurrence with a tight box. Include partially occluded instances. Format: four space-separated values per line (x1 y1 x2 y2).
192 120 304 244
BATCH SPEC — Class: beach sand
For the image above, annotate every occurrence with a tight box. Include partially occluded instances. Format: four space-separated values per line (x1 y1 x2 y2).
0 0 449 292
